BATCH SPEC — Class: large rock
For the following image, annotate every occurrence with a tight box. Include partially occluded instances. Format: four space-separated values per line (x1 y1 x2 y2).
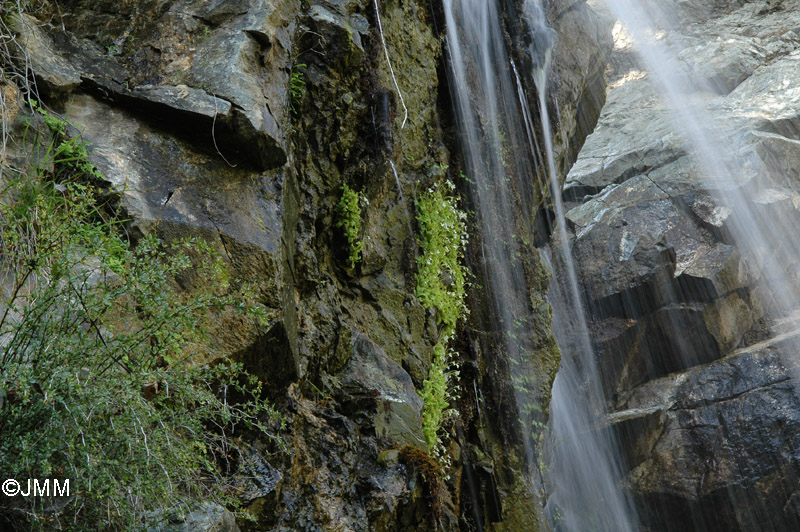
609 330 800 531
567 0 800 389
16 0 293 170
565 0 800 529
336 333 427 450
62 92 299 381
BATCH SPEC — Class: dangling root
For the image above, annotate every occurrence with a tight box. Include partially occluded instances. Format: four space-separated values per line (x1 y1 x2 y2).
373 0 409 129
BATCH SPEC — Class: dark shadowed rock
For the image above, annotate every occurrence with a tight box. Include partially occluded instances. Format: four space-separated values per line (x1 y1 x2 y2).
609 330 800 531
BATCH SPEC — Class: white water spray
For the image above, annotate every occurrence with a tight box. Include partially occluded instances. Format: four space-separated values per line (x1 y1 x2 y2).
520 1 639 529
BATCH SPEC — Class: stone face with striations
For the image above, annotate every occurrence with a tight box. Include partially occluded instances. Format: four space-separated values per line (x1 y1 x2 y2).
566 0 800 529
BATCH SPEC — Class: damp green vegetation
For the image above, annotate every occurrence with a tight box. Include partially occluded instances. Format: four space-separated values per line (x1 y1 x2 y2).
0 110 280 530
289 63 307 116
33 100 105 182
415 180 468 452
336 184 364 269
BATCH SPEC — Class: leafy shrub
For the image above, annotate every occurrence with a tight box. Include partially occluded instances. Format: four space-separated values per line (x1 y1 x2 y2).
415 180 467 452
0 111 279 531
336 184 364 269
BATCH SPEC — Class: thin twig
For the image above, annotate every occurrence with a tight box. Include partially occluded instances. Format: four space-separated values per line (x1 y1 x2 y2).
211 94 236 167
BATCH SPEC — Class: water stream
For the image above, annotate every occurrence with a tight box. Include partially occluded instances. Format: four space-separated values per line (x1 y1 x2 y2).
604 0 800 326
521 2 639 530
584 0 800 529
444 0 638 529
443 0 552 507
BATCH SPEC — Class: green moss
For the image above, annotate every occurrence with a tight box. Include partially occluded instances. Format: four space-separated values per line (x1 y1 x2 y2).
32 99 104 182
415 180 467 451
376 0 442 166
336 184 364 268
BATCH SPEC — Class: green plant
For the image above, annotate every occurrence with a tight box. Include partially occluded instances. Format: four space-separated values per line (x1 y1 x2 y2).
32 99 104 183
415 179 468 452
336 184 364 269
289 63 307 116
0 113 280 530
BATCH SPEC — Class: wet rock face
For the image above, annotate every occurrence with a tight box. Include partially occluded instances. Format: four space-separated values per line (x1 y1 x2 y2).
11 0 442 527
6 0 607 527
566 0 800 529
611 332 800 532
506 0 613 183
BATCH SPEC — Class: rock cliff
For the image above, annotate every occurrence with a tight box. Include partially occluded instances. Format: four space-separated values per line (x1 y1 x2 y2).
566 0 800 529
1 0 609 530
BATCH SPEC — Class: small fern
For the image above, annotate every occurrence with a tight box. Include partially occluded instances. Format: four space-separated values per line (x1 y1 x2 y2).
289 63 307 116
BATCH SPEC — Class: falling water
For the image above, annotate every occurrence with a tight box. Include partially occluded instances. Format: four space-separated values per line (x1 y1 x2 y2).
445 0 638 528
587 0 800 529
604 0 800 325
443 0 552 514
519 1 639 530
389 160 413 234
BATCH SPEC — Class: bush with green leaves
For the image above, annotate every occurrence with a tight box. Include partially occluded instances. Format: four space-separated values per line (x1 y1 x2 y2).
0 110 280 531
415 179 467 452
336 184 364 269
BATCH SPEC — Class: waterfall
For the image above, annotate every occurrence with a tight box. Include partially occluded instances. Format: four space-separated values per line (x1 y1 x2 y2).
443 0 543 473
444 0 638 529
583 0 800 529
521 1 639 530
603 0 800 329
443 2 554 522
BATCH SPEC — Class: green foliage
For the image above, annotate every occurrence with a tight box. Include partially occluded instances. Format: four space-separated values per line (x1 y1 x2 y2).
415 180 468 452
289 63 307 116
0 1 22 29
419 343 450 449
415 182 467 337
0 117 280 530
336 184 364 269
32 100 104 182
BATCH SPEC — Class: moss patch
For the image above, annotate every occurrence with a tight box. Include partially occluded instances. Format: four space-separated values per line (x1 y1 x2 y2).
336 183 365 269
